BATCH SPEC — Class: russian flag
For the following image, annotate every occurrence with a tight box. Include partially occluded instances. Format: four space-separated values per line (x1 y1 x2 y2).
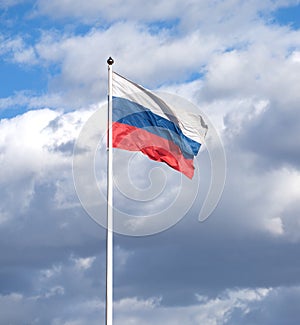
112 72 208 179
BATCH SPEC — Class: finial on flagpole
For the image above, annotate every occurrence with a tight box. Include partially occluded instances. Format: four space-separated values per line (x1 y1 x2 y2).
107 57 114 65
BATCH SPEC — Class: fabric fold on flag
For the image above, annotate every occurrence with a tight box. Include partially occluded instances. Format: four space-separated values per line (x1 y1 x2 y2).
112 72 208 179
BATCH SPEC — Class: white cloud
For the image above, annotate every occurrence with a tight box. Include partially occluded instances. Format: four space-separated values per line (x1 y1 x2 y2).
291 51 300 62
0 35 38 64
1 285 296 324
263 217 284 236
201 37 300 105
0 92 63 110
0 107 96 222
114 245 133 269
32 23 220 90
44 286 65 298
113 288 270 325
0 0 25 9
115 296 161 312
2 2 300 111
0 286 280 324
40 265 62 280
34 0 300 28
219 146 300 237
72 256 96 271
0 109 60 182
34 0 187 23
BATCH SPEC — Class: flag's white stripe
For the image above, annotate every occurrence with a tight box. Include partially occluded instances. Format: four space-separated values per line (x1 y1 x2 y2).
112 72 208 144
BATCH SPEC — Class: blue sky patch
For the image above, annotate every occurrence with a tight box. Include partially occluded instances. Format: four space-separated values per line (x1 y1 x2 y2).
0 62 47 98
273 4 300 29
148 18 180 35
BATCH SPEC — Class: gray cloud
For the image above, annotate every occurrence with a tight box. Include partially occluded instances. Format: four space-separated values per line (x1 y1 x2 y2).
233 102 300 169
1 0 300 324
228 286 300 325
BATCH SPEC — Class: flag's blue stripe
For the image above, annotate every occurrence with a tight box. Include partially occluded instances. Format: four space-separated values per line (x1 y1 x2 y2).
113 97 201 157
115 113 196 159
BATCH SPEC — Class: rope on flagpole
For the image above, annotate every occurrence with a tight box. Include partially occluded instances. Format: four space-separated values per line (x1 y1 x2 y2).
106 56 114 325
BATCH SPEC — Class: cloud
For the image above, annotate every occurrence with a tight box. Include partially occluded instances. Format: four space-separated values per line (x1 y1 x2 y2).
72 256 96 271
34 0 300 28
0 285 298 324
0 35 38 64
199 33 300 102
2 1 300 111
231 286 300 325
0 0 25 9
113 288 270 325
28 24 219 87
1 1 300 324
34 0 190 24
238 105 300 169
0 23 219 109
0 259 105 324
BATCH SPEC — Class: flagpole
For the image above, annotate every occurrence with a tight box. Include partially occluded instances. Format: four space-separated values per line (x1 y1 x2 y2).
106 56 114 325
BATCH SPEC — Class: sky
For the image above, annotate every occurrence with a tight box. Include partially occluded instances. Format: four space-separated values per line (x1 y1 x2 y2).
1 0 300 324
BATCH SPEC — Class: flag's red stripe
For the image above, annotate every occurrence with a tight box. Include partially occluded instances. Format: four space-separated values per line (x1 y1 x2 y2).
112 122 195 179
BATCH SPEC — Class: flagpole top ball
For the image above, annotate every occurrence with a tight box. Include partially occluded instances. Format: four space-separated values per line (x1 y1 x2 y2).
107 57 114 65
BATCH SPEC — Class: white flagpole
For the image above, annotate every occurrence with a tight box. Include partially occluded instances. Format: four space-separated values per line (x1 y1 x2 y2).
106 56 114 325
